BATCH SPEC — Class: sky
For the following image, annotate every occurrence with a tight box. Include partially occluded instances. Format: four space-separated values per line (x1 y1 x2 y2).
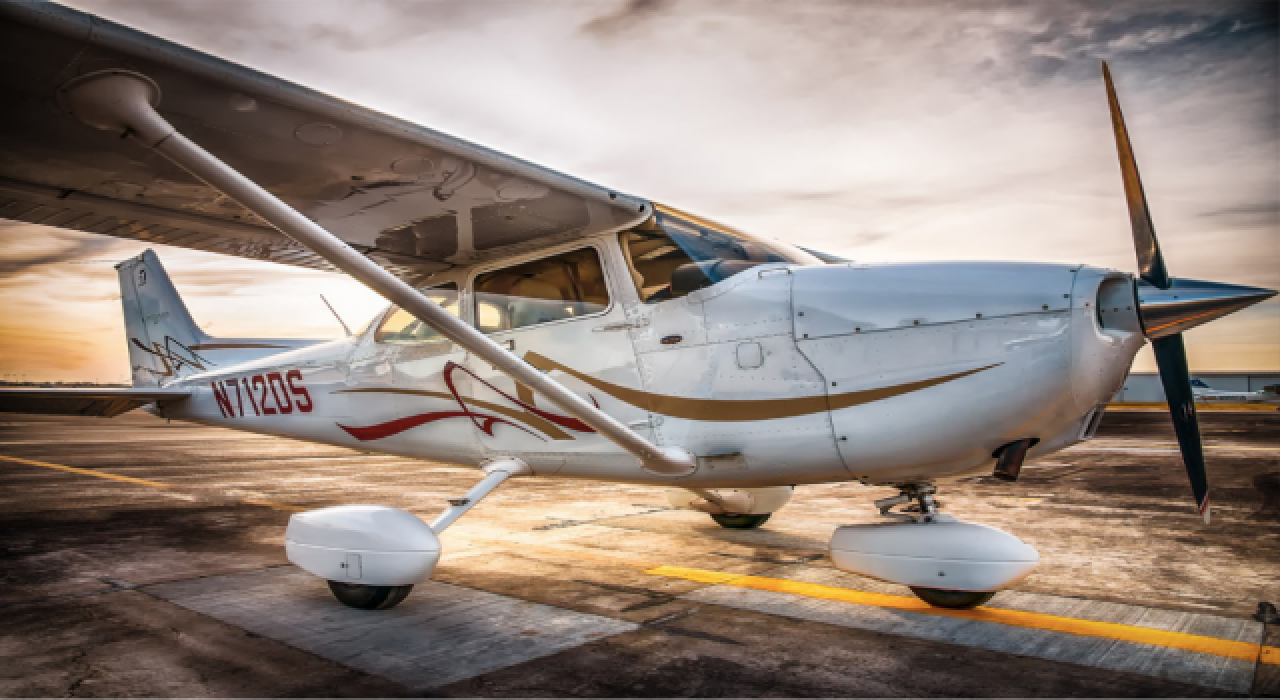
1 0 1276 382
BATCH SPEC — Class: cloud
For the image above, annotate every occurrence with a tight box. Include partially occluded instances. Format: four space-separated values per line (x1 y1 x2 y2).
580 0 673 37
18 0 1278 379
1198 201 1278 229
0 225 128 279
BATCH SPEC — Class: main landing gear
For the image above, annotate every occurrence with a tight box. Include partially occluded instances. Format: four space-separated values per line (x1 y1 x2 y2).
286 458 532 611
828 482 1040 610
667 486 794 530
327 582 414 610
710 513 772 529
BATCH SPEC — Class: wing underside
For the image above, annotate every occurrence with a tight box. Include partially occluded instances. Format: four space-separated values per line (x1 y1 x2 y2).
0 0 649 284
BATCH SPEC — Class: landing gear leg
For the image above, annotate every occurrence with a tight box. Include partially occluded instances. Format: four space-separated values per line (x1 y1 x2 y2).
877 483 997 610
875 483 942 523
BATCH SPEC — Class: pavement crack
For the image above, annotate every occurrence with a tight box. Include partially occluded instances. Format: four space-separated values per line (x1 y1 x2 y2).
533 506 677 531
708 551 824 565
640 609 744 646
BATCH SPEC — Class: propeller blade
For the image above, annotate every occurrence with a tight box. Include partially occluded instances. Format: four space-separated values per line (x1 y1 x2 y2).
1103 61 1171 289
1151 334 1210 523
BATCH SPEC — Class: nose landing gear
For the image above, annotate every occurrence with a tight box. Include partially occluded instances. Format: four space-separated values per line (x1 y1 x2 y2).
908 586 996 609
831 482 1039 609
875 483 942 523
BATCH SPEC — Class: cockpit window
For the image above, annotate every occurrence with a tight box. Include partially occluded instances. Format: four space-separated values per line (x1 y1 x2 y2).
621 207 819 303
375 283 459 344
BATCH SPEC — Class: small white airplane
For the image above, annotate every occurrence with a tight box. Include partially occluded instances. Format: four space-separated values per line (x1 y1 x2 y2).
0 1 1274 612
1190 378 1279 404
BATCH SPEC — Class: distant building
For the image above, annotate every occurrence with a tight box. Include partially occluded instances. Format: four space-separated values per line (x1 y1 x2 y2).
1113 371 1280 402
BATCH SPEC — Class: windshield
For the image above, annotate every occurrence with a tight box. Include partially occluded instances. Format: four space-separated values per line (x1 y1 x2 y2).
621 206 819 303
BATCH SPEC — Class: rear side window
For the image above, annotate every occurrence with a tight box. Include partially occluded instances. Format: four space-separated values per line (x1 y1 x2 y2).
375 283 459 343
474 247 609 332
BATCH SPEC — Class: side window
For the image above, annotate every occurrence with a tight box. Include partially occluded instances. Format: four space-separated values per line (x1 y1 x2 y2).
474 247 610 333
375 283 459 344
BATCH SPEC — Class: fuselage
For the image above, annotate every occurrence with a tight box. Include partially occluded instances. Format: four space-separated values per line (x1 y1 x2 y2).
156 231 1147 489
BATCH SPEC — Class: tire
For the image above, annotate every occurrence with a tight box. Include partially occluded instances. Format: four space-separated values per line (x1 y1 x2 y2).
327 581 414 610
908 586 996 609
710 513 771 529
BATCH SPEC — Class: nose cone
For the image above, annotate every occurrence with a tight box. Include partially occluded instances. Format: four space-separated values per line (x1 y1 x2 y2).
1138 278 1277 338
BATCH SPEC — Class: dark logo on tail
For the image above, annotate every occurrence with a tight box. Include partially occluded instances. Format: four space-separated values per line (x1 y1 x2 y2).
131 336 213 377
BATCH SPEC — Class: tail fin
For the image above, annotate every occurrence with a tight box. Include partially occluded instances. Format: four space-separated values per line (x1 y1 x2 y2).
117 250 325 386
118 250 213 386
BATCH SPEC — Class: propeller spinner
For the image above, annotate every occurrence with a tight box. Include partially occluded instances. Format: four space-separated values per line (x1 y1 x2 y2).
1102 62 1276 523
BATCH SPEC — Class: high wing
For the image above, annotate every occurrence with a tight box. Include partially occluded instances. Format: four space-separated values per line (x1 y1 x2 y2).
0 387 190 417
0 0 649 284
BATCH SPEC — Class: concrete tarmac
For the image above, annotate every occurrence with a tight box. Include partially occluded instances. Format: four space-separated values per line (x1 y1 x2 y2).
0 409 1277 697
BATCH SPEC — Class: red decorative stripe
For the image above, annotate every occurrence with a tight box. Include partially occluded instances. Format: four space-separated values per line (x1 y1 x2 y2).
442 360 594 434
338 410 537 442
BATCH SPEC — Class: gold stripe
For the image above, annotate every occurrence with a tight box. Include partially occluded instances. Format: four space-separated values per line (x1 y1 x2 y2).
190 343 291 350
646 566 1278 664
1143 308 1233 335
334 387 571 440
525 352 1000 421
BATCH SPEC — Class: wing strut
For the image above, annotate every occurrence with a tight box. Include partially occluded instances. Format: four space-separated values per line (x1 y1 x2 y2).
58 70 695 476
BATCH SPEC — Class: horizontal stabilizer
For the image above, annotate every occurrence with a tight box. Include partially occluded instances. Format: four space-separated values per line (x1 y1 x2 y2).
0 387 190 418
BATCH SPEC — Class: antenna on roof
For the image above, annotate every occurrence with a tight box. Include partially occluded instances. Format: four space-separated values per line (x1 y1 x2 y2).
320 294 352 337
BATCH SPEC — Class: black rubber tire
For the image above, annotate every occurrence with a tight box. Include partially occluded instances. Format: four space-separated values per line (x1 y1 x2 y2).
909 586 996 609
710 513 772 529
327 581 414 610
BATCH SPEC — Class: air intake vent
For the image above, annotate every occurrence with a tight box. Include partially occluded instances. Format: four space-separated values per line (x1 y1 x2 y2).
1095 276 1142 333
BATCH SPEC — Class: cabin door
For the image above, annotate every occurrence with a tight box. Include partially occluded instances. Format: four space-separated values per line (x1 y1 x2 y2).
465 242 652 475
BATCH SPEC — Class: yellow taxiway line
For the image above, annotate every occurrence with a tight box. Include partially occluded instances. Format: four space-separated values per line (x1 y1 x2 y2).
4 451 1274 668
646 565 1279 665
0 454 303 511
1076 441 1280 453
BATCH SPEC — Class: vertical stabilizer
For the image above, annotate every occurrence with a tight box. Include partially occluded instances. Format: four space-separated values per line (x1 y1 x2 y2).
117 250 330 387
117 250 212 386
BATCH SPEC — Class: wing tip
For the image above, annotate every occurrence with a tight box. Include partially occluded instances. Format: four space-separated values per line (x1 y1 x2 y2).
1199 494 1211 524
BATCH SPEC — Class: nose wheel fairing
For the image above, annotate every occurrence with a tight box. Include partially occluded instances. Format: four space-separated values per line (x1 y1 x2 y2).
829 517 1039 593
830 484 1039 601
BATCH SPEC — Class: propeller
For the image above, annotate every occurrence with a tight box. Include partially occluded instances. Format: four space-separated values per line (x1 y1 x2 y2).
1102 62 1276 524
